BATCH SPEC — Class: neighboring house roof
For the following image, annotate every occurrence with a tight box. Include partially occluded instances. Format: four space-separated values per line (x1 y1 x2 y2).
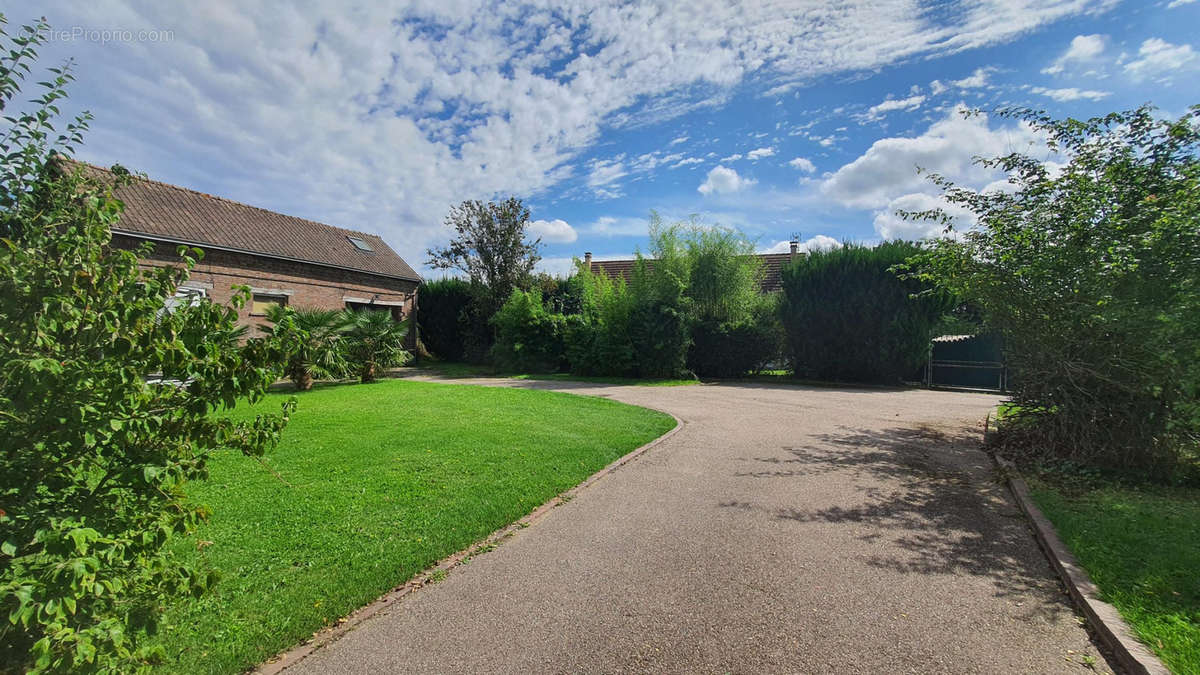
589 251 800 293
71 161 421 283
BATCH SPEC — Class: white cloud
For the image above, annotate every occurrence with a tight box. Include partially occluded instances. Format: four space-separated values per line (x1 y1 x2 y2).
698 166 755 195
33 0 1117 274
1123 38 1198 80
1029 86 1110 102
1042 34 1106 74
527 218 578 244
671 157 705 168
720 153 744 162
821 106 1054 240
760 235 841 254
951 67 996 88
669 135 689 145
872 193 978 240
746 146 777 160
1168 0 1196 8
864 94 926 120
788 157 816 172
929 79 948 96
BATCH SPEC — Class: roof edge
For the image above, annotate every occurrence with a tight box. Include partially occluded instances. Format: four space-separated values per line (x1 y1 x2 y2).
113 229 423 284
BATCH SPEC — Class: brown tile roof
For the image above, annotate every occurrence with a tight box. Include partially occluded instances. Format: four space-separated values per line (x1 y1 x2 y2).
590 251 800 293
72 161 421 282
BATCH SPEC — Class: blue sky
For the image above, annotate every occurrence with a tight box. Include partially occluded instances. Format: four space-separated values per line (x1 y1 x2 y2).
32 0 1200 277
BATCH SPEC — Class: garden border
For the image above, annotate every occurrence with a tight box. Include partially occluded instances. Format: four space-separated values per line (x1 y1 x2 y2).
255 406 684 674
990 448 1171 675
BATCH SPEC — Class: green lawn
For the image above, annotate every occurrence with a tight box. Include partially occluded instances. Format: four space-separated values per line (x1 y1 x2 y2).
410 360 701 386
151 379 675 673
1027 477 1200 673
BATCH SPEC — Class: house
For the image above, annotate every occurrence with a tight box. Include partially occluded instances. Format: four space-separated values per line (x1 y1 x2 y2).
584 239 803 293
78 162 421 336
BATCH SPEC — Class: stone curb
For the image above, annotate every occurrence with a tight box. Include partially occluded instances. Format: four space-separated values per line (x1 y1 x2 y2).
991 453 1171 675
255 408 685 674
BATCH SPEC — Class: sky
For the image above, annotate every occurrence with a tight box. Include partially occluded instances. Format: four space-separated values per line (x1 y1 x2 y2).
28 0 1200 278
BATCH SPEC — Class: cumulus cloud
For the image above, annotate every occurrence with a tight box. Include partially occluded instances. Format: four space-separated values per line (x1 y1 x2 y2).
821 106 1052 239
760 235 841 254
1029 86 1110 102
698 166 755 195
669 135 689 145
788 157 816 172
821 106 1040 210
929 80 948 95
527 218 578 244
1123 38 1198 80
33 0 1116 273
864 94 926 120
746 146 777 160
1168 0 1196 8
1042 34 1106 74
951 67 996 88
872 193 978 240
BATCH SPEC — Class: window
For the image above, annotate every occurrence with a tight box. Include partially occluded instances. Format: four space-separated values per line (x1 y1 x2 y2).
345 300 402 321
251 293 287 316
347 236 374 252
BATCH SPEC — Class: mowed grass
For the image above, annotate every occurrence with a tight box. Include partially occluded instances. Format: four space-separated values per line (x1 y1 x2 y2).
411 360 700 386
1028 477 1200 673
151 379 675 673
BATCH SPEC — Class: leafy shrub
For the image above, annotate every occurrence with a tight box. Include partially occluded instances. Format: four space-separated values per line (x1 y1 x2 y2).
625 222 693 378
909 105 1200 477
780 241 952 383
263 306 348 390
689 294 783 377
682 224 781 378
416 278 474 361
565 263 635 376
0 19 291 671
340 309 412 383
491 289 570 373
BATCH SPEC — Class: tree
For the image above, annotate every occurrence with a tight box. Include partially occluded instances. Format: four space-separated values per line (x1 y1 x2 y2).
906 105 1200 476
425 197 540 310
0 16 292 672
264 305 348 390
424 198 540 362
780 241 952 383
340 310 412 383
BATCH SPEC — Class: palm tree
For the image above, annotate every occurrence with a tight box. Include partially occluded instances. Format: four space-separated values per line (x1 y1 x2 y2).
340 309 411 383
265 305 348 390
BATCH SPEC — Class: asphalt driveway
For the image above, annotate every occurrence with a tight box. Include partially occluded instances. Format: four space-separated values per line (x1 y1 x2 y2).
286 379 1109 674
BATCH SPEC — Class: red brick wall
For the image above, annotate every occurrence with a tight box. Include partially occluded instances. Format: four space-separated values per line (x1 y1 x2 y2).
115 235 420 338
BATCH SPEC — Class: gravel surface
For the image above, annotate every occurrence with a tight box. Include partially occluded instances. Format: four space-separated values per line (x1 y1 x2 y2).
288 379 1111 674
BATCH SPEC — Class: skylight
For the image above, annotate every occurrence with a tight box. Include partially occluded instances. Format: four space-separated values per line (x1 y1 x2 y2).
347 236 374 252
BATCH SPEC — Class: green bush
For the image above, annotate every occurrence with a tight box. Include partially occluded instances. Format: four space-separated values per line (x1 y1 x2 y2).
689 295 783 378
491 289 570 373
416 278 474 361
682 224 781 378
565 263 635 376
909 105 1200 477
625 221 693 378
340 309 412 383
780 241 952 383
0 18 291 671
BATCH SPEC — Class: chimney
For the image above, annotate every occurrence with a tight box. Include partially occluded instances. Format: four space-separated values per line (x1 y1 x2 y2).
789 239 799 256
584 251 592 266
